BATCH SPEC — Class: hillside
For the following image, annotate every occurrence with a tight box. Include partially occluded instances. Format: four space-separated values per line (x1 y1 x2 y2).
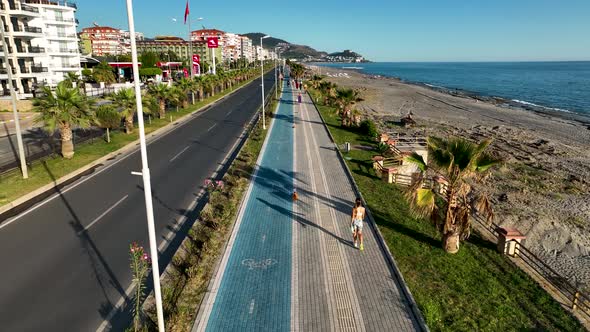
241 32 331 60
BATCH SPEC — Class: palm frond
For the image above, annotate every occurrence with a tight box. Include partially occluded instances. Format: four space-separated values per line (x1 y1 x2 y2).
404 152 428 172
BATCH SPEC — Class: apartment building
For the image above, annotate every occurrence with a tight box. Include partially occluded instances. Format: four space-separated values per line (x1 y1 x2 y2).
28 0 81 86
1 0 80 97
79 25 121 56
240 35 253 62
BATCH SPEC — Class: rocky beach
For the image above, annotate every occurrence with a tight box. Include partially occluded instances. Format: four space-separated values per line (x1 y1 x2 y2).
318 67 590 292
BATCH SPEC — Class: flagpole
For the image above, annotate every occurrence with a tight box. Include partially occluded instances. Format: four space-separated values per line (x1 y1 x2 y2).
187 1 193 77
124 0 165 331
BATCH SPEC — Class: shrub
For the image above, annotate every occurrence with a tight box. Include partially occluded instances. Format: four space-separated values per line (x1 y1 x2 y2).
139 67 163 77
359 119 378 138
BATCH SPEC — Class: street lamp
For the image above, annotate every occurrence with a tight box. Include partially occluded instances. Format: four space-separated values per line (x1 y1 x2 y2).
124 0 165 331
260 35 270 130
0 23 28 178
274 46 280 99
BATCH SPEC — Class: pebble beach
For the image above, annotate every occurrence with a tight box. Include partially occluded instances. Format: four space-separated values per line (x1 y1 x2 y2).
319 67 590 291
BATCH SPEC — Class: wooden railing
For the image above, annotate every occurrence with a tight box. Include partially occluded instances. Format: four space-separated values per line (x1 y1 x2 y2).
471 212 590 321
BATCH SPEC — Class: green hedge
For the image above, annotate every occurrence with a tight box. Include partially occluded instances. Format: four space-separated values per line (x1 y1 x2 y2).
139 67 162 77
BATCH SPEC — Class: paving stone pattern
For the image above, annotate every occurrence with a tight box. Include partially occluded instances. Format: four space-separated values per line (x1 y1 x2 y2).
195 77 421 331
293 89 421 331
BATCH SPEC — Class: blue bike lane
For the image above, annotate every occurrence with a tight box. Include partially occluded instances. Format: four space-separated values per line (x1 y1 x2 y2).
199 78 294 331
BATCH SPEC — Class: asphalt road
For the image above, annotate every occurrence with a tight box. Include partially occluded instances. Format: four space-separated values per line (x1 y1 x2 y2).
0 72 275 332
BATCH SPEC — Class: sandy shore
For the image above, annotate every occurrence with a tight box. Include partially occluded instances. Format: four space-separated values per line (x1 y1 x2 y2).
317 67 590 291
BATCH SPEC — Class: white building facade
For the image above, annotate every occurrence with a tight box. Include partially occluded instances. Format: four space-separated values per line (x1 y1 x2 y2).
0 0 81 97
28 0 81 87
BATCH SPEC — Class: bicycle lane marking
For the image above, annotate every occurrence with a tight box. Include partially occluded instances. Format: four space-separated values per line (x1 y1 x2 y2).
198 80 294 331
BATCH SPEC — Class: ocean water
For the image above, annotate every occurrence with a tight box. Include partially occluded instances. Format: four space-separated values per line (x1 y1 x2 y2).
318 62 590 117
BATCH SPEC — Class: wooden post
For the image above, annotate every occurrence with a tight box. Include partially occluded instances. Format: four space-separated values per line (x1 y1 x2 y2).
572 291 580 311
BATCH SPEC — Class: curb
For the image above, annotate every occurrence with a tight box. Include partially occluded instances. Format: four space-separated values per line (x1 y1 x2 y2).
307 90 430 332
0 81 252 222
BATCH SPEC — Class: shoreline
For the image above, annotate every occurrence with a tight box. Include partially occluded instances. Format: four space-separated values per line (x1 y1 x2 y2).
316 65 590 127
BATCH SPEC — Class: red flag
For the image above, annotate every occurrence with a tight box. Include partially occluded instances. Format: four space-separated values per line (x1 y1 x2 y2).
184 1 190 24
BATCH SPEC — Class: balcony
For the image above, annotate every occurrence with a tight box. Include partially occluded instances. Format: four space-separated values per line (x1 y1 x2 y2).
31 66 48 73
8 25 43 38
48 32 78 40
22 0 77 9
49 48 79 56
43 16 77 25
6 3 40 17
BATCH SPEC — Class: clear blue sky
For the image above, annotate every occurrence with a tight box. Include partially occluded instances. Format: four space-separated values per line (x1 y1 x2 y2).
77 0 590 62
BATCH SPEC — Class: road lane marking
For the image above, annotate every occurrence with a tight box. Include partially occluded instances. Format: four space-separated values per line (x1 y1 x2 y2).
169 146 190 162
0 92 233 231
207 124 217 132
77 195 128 235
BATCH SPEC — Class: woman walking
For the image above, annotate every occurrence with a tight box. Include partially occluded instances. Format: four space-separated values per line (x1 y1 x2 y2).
351 198 366 250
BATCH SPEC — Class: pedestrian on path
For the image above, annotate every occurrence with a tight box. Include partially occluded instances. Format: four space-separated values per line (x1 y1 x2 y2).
298 93 302 104
351 198 366 250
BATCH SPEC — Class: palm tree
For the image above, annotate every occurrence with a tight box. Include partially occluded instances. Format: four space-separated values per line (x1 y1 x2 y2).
95 104 121 143
92 62 116 84
147 83 170 119
168 86 187 112
64 72 82 89
405 137 501 254
111 88 136 134
335 88 362 127
176 78 193 107
193 76 205 101
33 81 94 159
318 81 337 105
309 75 323 89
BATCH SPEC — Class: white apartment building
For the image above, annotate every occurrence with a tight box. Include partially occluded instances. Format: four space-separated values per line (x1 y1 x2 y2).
0 0 80 97
239 35 253 62
254 45 277 61
28 0 81 87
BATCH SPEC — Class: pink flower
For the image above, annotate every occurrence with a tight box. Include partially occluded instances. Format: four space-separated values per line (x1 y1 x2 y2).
204 179 212 186
142 253 149 261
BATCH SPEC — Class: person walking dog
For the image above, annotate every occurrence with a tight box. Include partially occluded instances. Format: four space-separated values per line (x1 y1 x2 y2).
351 198 366 250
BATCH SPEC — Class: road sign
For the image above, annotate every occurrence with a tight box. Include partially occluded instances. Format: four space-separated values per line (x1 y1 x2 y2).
207 37 219 48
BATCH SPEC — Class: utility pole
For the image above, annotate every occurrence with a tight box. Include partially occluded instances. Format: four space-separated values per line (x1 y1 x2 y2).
0 23 28 178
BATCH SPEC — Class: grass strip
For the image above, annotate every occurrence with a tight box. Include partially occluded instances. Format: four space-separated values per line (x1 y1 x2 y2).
308 88 583 332
0 78 257 206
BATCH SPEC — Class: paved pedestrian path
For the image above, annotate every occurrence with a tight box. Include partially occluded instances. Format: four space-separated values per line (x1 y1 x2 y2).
195 76 424 331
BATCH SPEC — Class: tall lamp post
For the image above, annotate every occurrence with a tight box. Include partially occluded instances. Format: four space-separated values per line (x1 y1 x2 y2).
0 23 28 178
124 0 165 331
260 35 270 130
274 47 278 99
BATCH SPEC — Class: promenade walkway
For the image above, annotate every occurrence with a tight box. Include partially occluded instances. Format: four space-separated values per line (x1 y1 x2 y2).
194 77 424 331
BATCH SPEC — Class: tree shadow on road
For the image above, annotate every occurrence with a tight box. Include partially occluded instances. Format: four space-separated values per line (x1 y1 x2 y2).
256 197 354 248
38 162 130 326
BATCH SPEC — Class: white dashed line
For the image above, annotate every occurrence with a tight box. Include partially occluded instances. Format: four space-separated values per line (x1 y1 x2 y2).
77 195 128 235
169 146 190 162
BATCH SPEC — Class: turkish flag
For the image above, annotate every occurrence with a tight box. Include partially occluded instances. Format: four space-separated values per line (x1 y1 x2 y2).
184 1 189 24
192 54 200 64
207 37 219 48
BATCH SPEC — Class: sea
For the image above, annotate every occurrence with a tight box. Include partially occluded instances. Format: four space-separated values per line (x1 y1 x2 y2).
317 62 590 118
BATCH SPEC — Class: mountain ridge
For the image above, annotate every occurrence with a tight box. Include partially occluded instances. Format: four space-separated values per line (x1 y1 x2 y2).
241 32 363 61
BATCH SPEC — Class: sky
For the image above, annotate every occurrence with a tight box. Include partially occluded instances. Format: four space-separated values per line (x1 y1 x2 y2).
76 0 590 62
